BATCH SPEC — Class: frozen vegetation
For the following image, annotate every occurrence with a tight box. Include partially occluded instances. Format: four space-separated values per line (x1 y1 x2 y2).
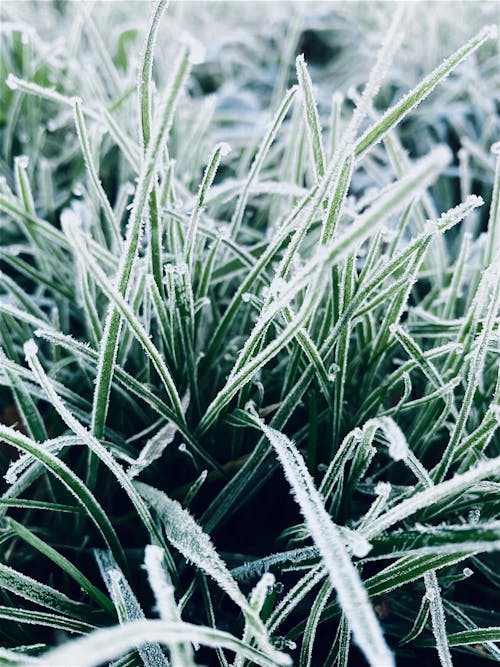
0 1 499 665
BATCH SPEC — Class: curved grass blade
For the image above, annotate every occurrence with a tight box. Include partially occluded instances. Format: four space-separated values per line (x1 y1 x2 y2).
0 606 96 635
253 413 394 667
90 44 190 439
35 619 292 667
354 26 497 157
95 551 168 667
0 424 124 569
23 341 176 576
7 518 115 616
144 545 195 667
135 481 289 665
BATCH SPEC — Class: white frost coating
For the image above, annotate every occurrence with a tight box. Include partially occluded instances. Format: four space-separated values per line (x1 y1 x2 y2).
144 546 176 620
484 24 498 39
429 194 484 235
127 419 179 479
268 277 287 297
0 647 37 664
144 545 195 667
376 416 409 462
3 466 18 485
6 73 18 90
180 30 206 65
23 337 177 572
63 226 186 424
218 141 232 158
348 531 373 559
60 208 82 229
361 453 500 541
23 340 38 358
424 571 453 667
95 550 169 667
15 155 29 169
265 145 451 325
257 419 394 667
134 482 291 666
355 26 498 156
375 482 392 499
34 620 290 667
346 4 405 140
250 573 275 612
185 142 231 267
4 437 69 486
296 54 326 181
234 571 277 667
492 406 500 425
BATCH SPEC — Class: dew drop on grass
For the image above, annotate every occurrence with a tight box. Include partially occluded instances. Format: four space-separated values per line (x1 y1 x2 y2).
274 581 284 594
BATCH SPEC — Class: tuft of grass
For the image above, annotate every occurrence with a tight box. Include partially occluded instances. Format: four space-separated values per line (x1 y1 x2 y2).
0 1 499 666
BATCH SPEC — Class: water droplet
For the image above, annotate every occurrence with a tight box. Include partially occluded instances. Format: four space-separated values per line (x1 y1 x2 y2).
274 581 284 594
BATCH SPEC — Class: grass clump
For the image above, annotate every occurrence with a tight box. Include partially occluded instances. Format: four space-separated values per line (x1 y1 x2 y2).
0 1 499 665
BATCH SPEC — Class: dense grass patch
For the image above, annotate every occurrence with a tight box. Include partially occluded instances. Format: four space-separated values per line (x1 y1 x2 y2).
0 1 499 665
